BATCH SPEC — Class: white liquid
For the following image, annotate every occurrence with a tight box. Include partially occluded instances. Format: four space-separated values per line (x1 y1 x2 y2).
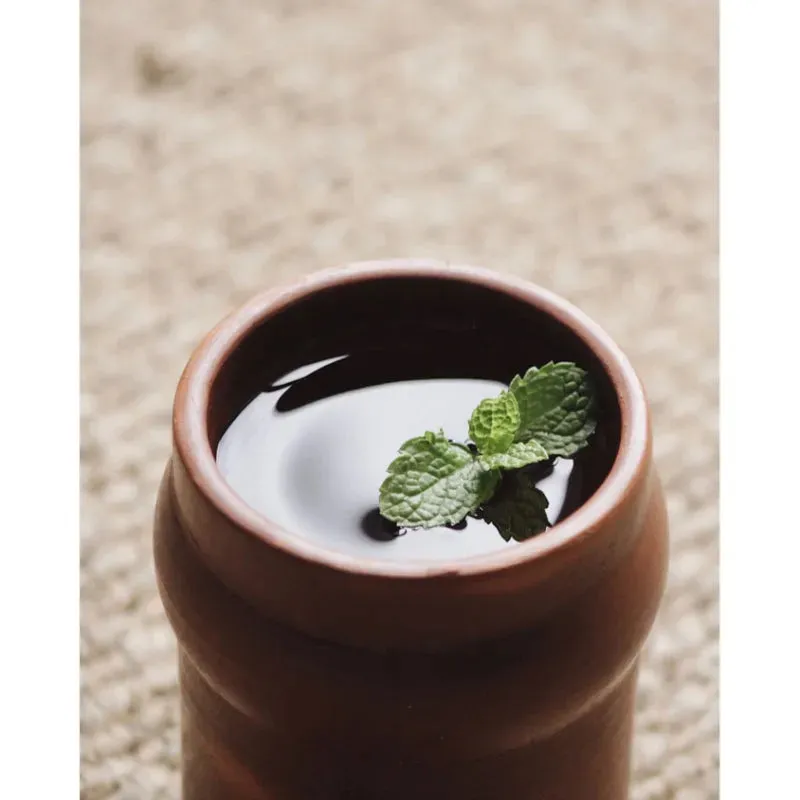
218 378 538 562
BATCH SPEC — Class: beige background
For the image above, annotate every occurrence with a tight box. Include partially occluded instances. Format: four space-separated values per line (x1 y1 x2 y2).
81 1 718 797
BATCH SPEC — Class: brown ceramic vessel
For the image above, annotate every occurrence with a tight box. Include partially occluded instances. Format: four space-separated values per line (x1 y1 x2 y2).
154 260 668 800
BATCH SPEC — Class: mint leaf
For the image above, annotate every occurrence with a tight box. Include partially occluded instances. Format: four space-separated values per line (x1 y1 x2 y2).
468 391 520 454
510 362 596 456
379 431 500 529
477 471 550 542
478 439 549 471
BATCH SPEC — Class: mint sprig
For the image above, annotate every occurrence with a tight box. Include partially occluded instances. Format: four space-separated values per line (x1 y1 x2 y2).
378 362 596 536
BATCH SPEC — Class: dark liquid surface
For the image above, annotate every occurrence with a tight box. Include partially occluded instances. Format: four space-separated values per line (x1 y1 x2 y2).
217 353 607 563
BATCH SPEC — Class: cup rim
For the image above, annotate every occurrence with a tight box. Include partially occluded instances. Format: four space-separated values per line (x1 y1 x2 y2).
173 259 650 580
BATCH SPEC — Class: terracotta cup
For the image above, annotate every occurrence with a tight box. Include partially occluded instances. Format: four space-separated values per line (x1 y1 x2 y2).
154 260 668 800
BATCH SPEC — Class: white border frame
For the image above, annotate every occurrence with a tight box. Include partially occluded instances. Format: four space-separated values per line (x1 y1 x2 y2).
0 0 79 796
721 0 800 796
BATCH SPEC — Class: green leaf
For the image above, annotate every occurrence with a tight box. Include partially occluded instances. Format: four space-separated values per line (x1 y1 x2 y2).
379 431 500 529
476 471 550 542
468 391 520 455
510 362 596 456
479 440 549 471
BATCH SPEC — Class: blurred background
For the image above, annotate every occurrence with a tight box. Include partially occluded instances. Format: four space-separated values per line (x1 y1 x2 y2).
80 1 718 797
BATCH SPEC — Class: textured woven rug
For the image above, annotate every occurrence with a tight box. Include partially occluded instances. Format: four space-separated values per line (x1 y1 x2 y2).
80 1 718 797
